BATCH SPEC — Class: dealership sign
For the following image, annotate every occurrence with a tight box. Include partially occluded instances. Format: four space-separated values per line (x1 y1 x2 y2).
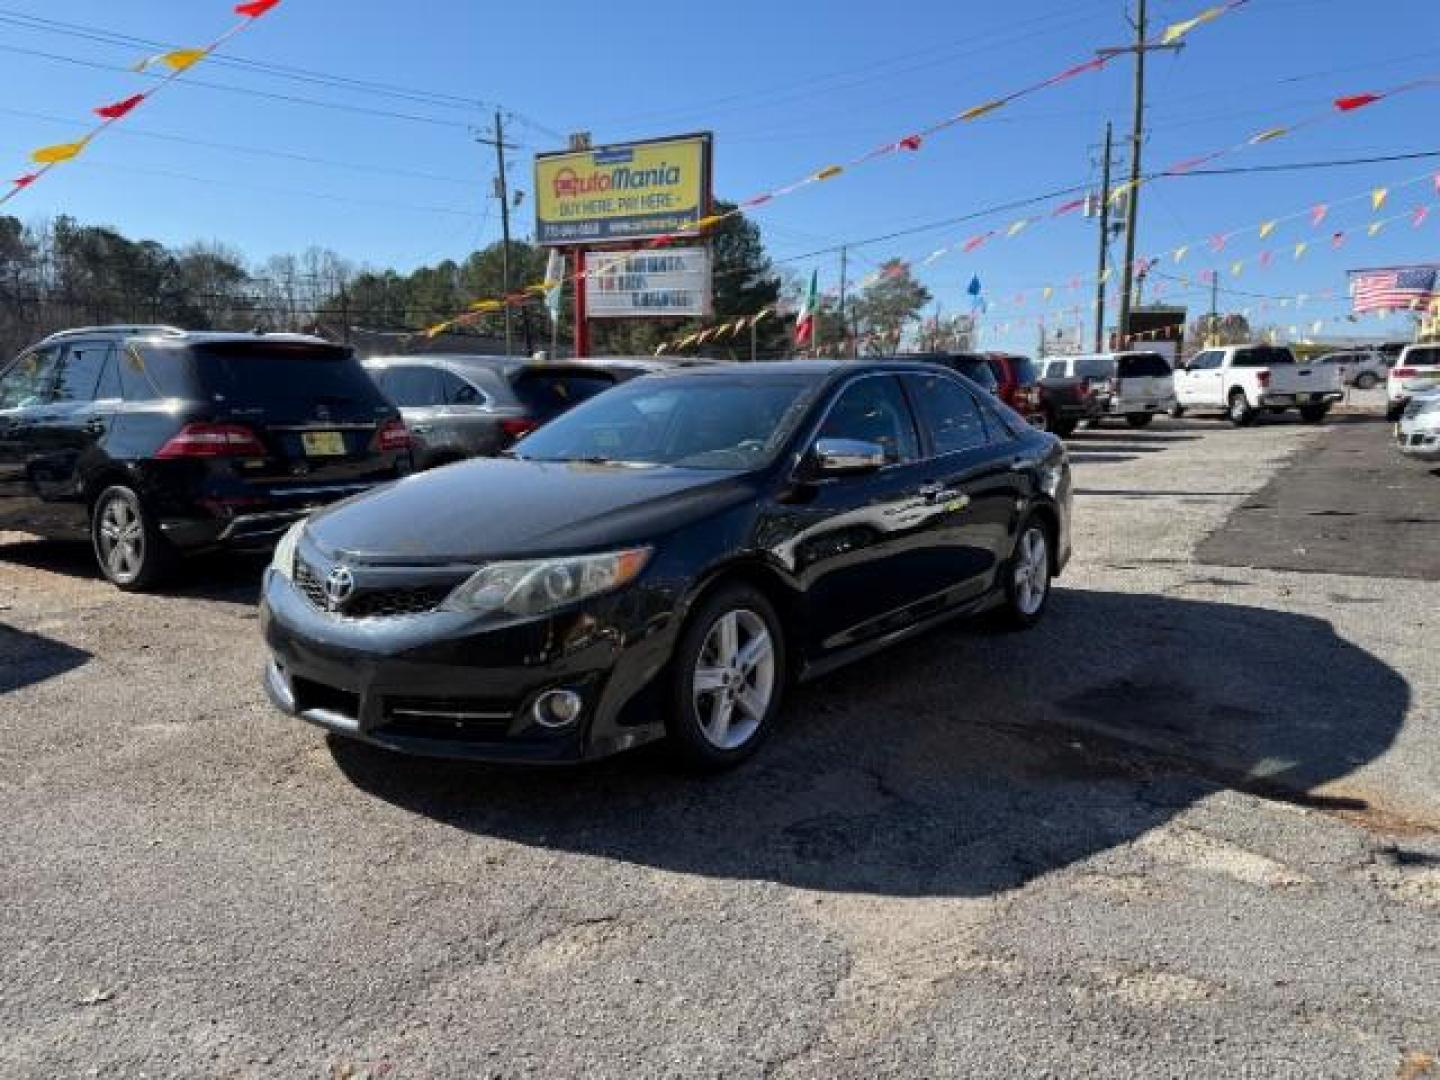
584 248 712 319
535 134 711 246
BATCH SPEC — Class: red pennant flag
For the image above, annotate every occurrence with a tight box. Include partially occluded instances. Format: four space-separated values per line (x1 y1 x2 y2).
235 0 281 15
897 134 922 152
12 173 38 188
1310 204 1328 227
1052 198 1085 216
1259 250 1274 267
1068 277 1080 290
740 193 772 209
1209 234 1228 253
962 231 995 253
1433 173 1440 195
1043 57 1107 87
1335 92 1381 112
1331 232 1346 249
1413 206 1431 228
94 93 145 120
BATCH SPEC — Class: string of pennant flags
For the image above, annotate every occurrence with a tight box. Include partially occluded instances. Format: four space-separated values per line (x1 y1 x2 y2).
970 164 1440 328
1 0 283 207
420 0 1250 337
654 308 776 354
912 72 1440 274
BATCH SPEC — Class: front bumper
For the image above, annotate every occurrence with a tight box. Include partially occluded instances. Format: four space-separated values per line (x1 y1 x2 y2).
1397 424 1440 460
259 568 675 762
1257 391 1343 408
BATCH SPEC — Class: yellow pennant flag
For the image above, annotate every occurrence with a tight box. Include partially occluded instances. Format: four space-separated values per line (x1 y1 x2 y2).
1368 221 1384 237
1173 245 1189 263
31 139 88 164
1007 219 1029 238
1259 220 1277 239
1250 127 1289 145
813 165 843 182
1108 179 1137 205
752 309 771 327
1160 5 1225 45
693 214 728 232
959 99 1006 122
1231 260 1244 277
135 48 208 73
1293 242 1308 260
424 320 452 339
654 343 668 356
1099 267 1111 284
1372 187 1389 211
1042 286 1053 301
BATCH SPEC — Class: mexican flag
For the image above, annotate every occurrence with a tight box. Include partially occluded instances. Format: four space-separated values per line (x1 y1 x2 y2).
794 268 819 346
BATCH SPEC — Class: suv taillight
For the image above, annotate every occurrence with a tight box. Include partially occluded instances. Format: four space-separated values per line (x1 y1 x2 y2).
501 418 539 441
1393 367 1417 379
375 417 411 452
1256 369 1272 389
155 423 266 459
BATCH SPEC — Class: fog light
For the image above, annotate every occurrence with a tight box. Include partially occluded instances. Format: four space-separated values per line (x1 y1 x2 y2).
532 689 583 729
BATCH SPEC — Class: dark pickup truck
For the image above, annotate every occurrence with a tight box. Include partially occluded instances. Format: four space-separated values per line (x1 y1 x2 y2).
1036 375 1102 437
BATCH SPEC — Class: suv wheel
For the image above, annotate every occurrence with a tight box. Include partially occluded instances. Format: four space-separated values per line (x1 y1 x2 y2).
92 485 174 590
1354 372 1378 390
1228 390 1256 427
667 585 786 770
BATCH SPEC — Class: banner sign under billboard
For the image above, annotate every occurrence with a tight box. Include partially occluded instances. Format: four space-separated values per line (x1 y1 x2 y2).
536 134 711 246
584 248 712 319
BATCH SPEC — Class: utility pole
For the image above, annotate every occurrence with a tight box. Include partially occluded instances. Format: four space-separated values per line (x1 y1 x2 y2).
1208 270 1220 345
1101 0 1182 348
838 246 848 358
1094 121 1114 352
475 111 522 356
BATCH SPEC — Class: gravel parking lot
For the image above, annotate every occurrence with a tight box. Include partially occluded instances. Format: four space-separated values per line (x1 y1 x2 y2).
2 392 1437 1079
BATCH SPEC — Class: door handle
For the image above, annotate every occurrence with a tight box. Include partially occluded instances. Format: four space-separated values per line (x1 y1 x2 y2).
410 425 431 434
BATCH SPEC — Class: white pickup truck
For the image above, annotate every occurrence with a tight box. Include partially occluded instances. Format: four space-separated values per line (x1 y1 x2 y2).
1172 344 1344 426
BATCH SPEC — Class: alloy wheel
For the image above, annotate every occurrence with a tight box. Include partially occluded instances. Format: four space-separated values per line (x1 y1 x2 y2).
691 609 775 750
1013 526 1049 616
97 492 146 584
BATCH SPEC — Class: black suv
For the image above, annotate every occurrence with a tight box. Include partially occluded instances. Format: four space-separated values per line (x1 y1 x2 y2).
0 326 411 589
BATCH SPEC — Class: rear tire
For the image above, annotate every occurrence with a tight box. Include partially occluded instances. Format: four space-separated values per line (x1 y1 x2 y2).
1168 403 1186 419
995 517 1053 631
1124 413 1154 429
1228 390 1256 427
1298 402 1329 424
91 485 175 591
1386 404 1405 421
666 584 787 771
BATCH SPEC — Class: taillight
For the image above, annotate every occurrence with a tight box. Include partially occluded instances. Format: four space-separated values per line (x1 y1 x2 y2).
1256 369 1271 388
500 418 539 441
155 423 266 459
376 417 411 452
1393 367 1417 378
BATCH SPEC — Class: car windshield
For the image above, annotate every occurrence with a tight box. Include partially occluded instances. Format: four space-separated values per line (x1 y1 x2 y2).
1075 357 1114 380
513 374 821 470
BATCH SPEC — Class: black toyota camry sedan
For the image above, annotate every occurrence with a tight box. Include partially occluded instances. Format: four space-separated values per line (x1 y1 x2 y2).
260 360 1072 769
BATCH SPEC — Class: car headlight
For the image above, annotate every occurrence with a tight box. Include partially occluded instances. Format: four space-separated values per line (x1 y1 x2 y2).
270 520 305 580
440 547 651 617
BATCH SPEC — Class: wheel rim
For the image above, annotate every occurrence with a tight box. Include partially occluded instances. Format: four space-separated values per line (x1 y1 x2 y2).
1230 396 1246 420
1013 527 1049 616
691 609 775 750
97 493 145 583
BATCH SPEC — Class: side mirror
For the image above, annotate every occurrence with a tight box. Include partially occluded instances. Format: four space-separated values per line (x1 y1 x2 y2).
810 437 887 476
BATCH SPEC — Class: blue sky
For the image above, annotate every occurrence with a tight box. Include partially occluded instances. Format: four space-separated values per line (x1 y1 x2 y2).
3 0 1439 350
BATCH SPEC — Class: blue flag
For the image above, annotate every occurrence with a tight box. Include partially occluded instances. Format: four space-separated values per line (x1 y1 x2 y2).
967 275 986 313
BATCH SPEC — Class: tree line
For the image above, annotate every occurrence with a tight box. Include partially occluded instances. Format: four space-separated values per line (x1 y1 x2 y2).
0 206 942 362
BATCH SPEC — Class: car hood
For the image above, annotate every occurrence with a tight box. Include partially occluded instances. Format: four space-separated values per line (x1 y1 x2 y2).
306 457 755 562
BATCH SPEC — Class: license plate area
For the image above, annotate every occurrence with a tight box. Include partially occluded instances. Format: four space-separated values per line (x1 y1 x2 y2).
301 431 346 457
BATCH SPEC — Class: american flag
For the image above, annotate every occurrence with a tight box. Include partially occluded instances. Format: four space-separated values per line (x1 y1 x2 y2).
1349 266 1438 314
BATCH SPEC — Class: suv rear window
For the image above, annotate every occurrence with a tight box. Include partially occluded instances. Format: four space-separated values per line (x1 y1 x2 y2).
1234 346 1296 367
187 342 386 414
510 368 618 419
1005 356 1038 385
1075 357 1113 380
1118 353 1171 377
1403 347 1440 367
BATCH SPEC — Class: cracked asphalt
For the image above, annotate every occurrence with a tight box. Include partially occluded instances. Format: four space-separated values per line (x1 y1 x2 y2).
2 388 1438 1078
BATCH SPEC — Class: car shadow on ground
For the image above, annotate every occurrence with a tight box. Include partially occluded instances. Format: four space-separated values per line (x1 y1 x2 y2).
332 587 1409 898
0 623 92 693
0 538 264 605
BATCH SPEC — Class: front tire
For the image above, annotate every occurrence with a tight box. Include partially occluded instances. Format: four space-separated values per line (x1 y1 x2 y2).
1228 390 1256 427
996 518 1053 631
1125 413 1154 429
667 585 786 770
1298 402 1329 424
91 485 175 590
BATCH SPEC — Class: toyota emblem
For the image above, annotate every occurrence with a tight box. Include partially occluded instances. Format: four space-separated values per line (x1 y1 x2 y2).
323 566 355 612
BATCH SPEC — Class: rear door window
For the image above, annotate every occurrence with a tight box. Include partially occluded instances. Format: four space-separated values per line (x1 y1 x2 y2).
51 342 112 403
1404 347 1440 367
510 368 618 420
383 365 443 408
1117 353 1172 377
0 346 60 409
437 369 486 406
904 373 990 456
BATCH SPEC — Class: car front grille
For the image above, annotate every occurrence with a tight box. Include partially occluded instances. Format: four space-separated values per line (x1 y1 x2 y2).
294 558 457 619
